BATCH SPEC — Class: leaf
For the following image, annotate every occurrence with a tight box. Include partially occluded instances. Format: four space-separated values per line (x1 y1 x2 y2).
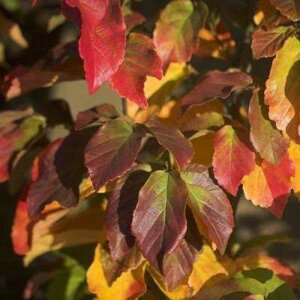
65 0 126 93
251 16 294 59
28 128 95 217
25 196 106 265
85 118 145 191
2 42 83 100
106 170 150 261
74 103 120 130
87 244 146 300
153 0 208 65
0 114 45 183
288 141 300 198
265 36 300 141
146 118 194 170
181 70 253 108
124 12 145 32
110 33 162 108
270 0 300 21
213 125 255 195
242 154 294 218
249 90 289 165
181 164 234 254
132 170 188 271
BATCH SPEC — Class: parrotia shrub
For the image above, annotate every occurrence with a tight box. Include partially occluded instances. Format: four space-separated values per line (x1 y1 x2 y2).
1 0 300 299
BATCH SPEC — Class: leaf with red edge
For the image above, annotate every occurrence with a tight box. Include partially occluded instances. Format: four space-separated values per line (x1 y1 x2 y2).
65 0 126 93
270 0 300 21
146 118 194 170
106 169 150 261
251 15 294 59
28 128 95 217
264 36 300 141
213 125 256 196
181 71 253 108
249 90 289 165
242 154 294 218
181 164 234 254
110 33 162 108
153 0 208 65
0 113 45 183
85 118 145 191
132 170 188 271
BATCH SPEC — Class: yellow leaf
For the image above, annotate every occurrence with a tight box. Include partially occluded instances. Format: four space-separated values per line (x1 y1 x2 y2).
24 198 105 265
288 141 300 198
87 244 147 300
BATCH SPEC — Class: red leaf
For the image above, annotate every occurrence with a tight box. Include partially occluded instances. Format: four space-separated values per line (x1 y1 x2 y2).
110 33 162 108
132 170 188 271
213 125 255 195
65 0 126 93
181 71 253 108
124 12 145 32
85 118 145 190
146 118 194 170
106 170 150 261
181 164 234 254
249 90 289 165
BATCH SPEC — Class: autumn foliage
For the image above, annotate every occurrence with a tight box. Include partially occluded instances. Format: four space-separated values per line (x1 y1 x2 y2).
1 0 300 299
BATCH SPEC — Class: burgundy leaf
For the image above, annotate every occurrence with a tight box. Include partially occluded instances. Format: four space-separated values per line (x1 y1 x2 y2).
85 118 145 191
270 0 300 21
181 164 234 254
146 118 194 170
181 70 253 108
28 128 95 217
106 170 150 261
132 170 188 271
65 0 126 93
110 33 162 108
75 104 120 131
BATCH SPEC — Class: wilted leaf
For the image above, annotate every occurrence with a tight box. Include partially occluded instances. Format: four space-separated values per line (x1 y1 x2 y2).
181 164 234 254
106 170 150 261
251 15 294 59
265 36 300 141
270 0 300 21
146 118 194 170
110 33 162 108
181 70 253 108
249 90 289 165
242 154 294 218
85 118 145 190
213 125 255 195
28 128 95 217
87 244 146 300
153 0 207 65
65 0 126 93
132 170 188 271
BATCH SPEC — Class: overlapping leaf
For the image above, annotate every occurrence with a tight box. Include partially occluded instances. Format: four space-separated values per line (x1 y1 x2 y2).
249 90 289 165
181 70 253 107
132 170 188 271
110 33 162 108
85 118 145 190
242 154 294 218
146 118 194 170
265 36 300 141
65 0 126 93
181 165 234 254
213 125 255 195
251 15 294 59
153 0 208 65
270 0 300 21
